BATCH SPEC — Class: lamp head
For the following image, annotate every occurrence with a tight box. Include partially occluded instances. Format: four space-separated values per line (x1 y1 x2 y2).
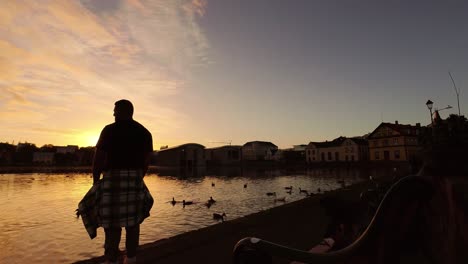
426 100 434 111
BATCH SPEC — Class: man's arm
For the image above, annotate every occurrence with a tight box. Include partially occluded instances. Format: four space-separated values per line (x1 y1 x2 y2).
92 147 107 184
143 151 152 177
143 130 153 177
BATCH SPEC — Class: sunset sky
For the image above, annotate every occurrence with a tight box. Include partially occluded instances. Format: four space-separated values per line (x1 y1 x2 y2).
1 0 467 149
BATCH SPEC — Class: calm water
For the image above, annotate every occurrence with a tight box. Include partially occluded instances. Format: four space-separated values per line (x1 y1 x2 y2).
0 167 390 263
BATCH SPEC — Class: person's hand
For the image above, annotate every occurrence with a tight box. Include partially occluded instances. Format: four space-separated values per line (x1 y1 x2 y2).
92 172 100 185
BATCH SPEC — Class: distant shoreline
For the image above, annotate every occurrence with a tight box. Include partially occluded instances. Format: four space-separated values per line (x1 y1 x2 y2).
0 162 411 175
0 166 93 174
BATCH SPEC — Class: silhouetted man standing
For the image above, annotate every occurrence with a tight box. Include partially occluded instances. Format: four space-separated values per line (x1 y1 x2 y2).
93 99 153 264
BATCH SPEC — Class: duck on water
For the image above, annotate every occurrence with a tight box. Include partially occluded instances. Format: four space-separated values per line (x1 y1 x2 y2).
213 212 226 222
182 200 194 207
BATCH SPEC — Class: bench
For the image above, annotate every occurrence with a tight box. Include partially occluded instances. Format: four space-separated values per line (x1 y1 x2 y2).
232 175 437 264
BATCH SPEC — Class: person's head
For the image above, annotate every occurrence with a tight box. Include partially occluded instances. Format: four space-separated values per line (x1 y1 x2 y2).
114 99 134 121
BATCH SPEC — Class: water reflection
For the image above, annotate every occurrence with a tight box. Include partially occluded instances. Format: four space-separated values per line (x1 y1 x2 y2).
156 166 382 180
0 166 399 263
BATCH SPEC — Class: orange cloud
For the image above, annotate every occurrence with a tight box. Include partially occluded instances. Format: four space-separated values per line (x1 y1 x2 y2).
192 0 208 17
45 1 118 46
0 0 211 147
1 86 39 106
127 0 148 15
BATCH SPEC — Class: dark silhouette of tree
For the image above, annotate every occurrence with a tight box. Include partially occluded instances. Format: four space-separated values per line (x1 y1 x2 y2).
77 147 95 166
419 114 468 176
14 143 38 165
40 144 57 153
55 152 77 166
0 142 16 165
282 150 306 164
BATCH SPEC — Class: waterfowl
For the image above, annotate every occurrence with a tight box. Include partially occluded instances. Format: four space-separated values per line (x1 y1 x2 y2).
213 212 226 221
182 200 193 206
317 187 321 192
299 188 309 194
244 183 247 188
211 182 215 187
284 186 293 190
286 189 293 195
208 196 216 204
266 192 276 196
171 197 177 206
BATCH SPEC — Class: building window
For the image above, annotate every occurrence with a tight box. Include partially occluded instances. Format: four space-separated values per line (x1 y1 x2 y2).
394 150 400 159
328 152 332 161
383 139 389 146
351 155 355 161
308 150 311 155
375 151 380 160
350 147 354 153
394 138 398 145
312 150 315 154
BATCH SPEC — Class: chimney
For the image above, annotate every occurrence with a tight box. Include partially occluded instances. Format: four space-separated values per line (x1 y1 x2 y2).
395 120 399 125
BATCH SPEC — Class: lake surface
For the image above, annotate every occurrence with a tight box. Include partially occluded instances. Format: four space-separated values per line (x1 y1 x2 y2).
0 167 393 263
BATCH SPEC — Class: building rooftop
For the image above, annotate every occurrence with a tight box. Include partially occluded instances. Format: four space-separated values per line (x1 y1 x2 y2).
243 141 278 148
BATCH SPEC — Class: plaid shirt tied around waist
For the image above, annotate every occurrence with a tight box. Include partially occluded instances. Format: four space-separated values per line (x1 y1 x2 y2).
78 169 154 239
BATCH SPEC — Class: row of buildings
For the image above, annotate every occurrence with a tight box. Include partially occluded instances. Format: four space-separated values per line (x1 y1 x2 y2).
154 121 424 167
0 120 424 167
155 141 280 167
0 143 95 166
306 121 421 163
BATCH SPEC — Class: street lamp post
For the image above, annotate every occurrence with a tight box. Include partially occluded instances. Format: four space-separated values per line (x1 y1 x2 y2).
449 72 461 116
426 100 434 125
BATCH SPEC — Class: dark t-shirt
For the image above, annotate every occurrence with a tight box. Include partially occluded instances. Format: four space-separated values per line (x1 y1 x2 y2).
96 120 153 170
